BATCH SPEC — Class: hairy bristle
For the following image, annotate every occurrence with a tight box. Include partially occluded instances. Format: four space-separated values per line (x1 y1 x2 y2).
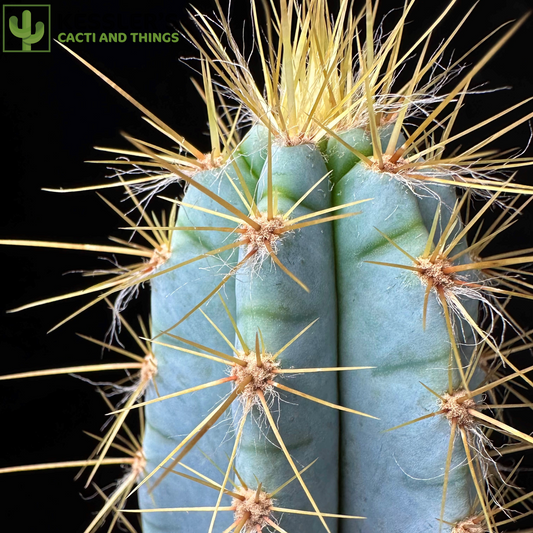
452 517 486 533
416 256 456 292
243 214 286 259
232 486 274 531
440 390 477 429
231 352 279 407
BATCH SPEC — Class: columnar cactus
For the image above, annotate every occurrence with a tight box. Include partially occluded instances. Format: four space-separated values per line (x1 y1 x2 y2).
2 1 533 533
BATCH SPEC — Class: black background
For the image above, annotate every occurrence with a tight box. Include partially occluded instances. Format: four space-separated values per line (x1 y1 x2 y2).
2 0 533 531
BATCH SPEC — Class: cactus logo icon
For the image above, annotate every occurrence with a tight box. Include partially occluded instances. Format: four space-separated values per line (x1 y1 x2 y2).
3 5 50 52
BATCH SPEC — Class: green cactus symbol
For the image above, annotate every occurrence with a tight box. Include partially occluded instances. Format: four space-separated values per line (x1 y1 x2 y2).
9 9 44 51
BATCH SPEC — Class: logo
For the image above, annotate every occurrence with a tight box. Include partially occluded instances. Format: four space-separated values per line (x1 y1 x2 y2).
3 5 50 52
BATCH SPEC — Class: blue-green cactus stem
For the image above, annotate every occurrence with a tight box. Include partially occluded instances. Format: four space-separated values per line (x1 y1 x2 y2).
326 129 373 184
234 143 339 533
139 145 261 533
325 125 397 184
331 156 479 532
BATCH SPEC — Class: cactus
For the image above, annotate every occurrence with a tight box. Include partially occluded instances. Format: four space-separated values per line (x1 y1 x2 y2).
2 1 533 533
9 9 44 51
